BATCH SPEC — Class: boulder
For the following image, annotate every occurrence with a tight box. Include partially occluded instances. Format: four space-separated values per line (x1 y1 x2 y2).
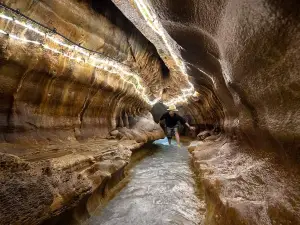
110 130 119 136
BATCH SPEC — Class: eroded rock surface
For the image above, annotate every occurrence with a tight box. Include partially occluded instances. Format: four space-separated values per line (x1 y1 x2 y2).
0 0 165 224
0 0 299 224
0 113 163 225
112 1 300 223
113 0 300 159
191 137 300 225
0 139 133 225
0 0 167 142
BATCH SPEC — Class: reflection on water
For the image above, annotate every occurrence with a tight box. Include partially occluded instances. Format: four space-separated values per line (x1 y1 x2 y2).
87 138 205 225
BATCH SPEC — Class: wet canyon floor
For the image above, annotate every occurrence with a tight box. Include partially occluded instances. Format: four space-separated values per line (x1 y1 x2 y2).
86 138 206 225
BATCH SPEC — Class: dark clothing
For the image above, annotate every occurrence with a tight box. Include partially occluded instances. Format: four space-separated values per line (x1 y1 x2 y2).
160 112 186 128
166 125 178 138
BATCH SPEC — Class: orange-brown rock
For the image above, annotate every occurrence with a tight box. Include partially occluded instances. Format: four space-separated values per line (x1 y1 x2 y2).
0 0 300 224
191 137 300 225
113 0 300 160
0 138 145 225
113 0 300 224
0 0 167 143
0 0 165 224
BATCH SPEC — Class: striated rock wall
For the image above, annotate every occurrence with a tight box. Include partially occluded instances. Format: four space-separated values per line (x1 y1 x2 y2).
0 0 165 224
0 139 137 225
112 1 300 224
190 136 300 225
0 112 163 225
0 0 299 224
0 0 165 143
113 0 300 161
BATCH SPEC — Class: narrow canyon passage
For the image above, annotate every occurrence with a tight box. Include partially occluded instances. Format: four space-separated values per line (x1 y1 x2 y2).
87 139 205 225
0 0 299 224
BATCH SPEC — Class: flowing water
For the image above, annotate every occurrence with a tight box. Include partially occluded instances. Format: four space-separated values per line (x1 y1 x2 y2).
87 138 205 225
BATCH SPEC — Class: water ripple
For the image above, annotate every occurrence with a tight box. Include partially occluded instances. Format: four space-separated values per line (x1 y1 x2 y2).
87 138 205 225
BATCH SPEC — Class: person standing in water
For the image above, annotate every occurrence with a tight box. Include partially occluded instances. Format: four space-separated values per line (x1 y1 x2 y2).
159 105 195 146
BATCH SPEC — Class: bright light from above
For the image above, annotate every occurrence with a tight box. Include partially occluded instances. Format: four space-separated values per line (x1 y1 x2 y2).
133 0 195 106
192 91 200 98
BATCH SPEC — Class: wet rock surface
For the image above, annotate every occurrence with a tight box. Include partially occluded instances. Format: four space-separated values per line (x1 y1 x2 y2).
0 1 165 223
0 138 159 225
190 136 300 225
0 0 299 224
113 0 300 160
109 1 300 223
0 111 164 224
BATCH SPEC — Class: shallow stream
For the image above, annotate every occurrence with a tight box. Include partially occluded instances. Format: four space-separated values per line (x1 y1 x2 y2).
87 138 205 225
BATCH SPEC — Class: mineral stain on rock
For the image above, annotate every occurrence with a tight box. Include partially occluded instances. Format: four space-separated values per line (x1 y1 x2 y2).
0 0 299 224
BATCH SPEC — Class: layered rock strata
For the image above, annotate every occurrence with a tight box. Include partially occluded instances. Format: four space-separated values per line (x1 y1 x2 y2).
0 0 166 142
113 1 300 224
113 0 300 160
0 0 300 224
190 136 300 225
0 0 164 224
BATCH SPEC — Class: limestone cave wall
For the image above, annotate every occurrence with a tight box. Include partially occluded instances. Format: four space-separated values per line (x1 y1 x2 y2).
0 0 166 143
107 1 300 224
113 0 300 161
0 0 300 224
0 1 166 224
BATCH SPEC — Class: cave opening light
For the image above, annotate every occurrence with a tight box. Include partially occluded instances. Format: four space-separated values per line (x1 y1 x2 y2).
133 0 197 106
